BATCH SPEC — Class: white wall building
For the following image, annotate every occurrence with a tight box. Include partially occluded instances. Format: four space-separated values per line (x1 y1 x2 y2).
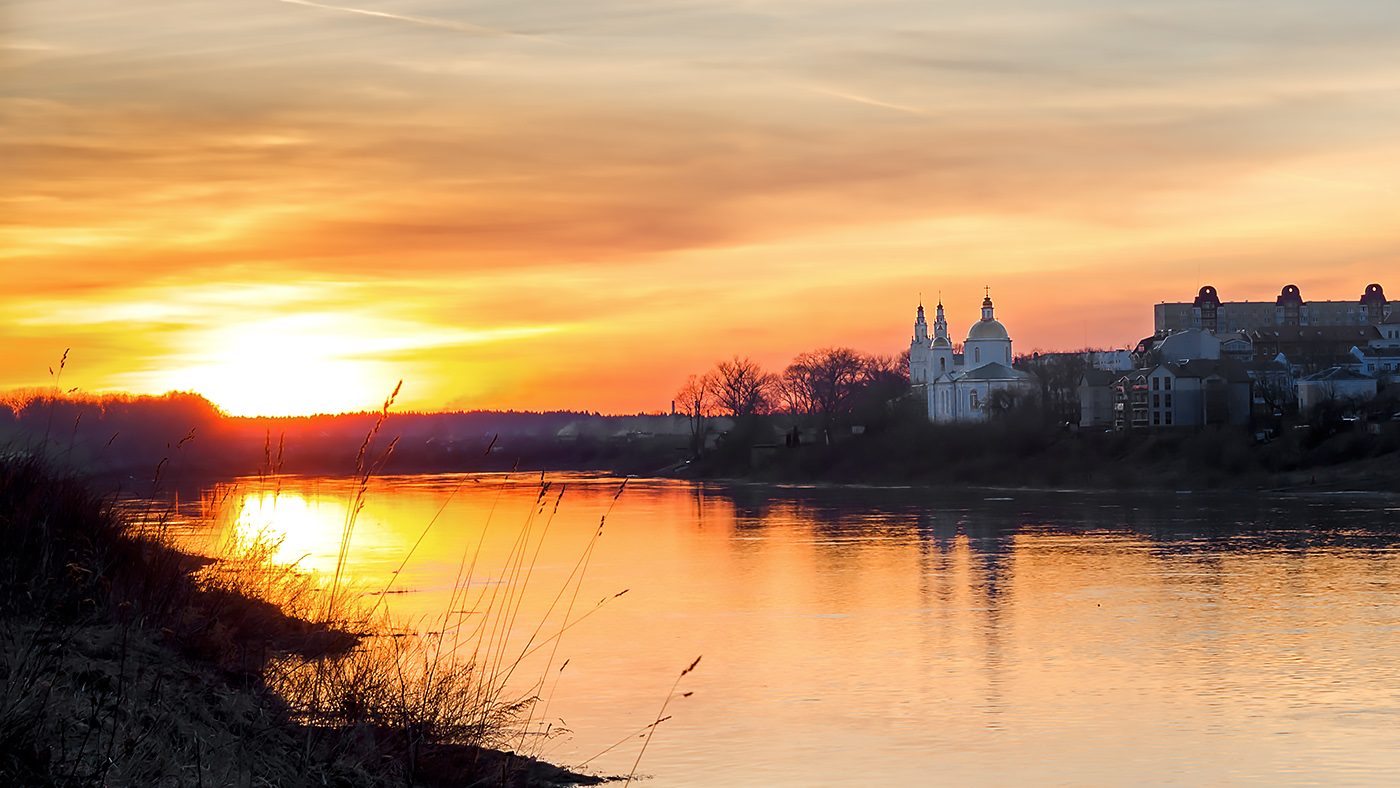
910 293 1036 423
1298 367 1379 410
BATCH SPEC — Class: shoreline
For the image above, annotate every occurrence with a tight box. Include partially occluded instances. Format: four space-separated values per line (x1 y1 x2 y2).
0 454 613 787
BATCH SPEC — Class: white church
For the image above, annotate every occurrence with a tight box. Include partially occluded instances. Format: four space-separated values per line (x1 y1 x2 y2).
909 292 1036 422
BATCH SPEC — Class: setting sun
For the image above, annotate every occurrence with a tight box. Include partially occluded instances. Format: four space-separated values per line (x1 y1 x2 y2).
152 315 398 417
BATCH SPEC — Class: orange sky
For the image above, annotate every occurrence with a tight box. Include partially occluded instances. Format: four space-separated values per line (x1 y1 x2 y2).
5 0 1400 415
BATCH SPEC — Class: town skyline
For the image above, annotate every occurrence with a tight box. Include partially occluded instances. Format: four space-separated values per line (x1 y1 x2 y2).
5 278 1393 418
8 0 1400 416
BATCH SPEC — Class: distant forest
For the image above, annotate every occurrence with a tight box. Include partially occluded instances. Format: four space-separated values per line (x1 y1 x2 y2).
0 390 693 483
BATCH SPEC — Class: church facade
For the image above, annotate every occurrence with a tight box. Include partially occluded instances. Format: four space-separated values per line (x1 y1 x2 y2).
909 293 1036 423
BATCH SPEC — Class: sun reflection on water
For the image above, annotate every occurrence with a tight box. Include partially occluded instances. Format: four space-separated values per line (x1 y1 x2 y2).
221 488 402 583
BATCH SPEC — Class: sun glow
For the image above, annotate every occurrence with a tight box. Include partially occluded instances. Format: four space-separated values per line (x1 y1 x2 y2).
165 315 399 417
228 491 399 578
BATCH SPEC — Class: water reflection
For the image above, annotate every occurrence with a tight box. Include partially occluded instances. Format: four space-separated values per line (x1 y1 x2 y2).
138 477 1400 787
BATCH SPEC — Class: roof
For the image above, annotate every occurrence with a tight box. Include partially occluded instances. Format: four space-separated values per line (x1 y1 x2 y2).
1353 346 1400 358
1301 366 1376 382
967 319 1009 340
1248 325 1383 342
1383 310 1400 325
1238 359 1291 374
1158 329 1221 361
961 362 1033 381
1079 369 1120 387
1157 358 1253 384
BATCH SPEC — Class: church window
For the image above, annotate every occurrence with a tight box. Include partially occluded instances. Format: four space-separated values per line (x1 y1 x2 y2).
1005 347 1010 363
970 390 979 410
974 348 980 363
940 358 946 372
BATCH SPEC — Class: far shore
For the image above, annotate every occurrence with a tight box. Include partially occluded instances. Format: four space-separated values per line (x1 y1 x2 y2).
6 388 1398 500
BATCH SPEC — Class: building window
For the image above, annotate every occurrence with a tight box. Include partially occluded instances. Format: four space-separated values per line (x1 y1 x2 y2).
974 348 980 363
1153 412 1160 425
1165 394 1172 407
1164 377 1172 390
1152 377 1159 390
940 358 946 372
970 390 979 410
1165 411 1172 425
1153 394 1160 407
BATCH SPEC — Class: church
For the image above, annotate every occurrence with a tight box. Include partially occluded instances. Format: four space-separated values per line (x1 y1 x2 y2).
908 292 1036 422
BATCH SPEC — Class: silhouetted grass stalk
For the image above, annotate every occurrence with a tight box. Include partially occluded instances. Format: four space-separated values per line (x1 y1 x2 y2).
624 655 702 787
252 387 632 780
327 381 401 624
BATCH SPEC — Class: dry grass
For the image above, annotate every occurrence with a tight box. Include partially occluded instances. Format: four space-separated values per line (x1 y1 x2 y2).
0 412 618 786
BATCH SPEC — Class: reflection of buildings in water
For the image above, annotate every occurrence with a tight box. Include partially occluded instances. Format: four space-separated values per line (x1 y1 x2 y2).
915 513 1012 725
966 531 1010 724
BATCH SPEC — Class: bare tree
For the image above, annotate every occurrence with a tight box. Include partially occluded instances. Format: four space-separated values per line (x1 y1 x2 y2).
863 352 909 388
782 348 867 429
1014 351 1087 425
711 356 778 418
1254 372 1297 417
775 368 816 417
675 373 714 455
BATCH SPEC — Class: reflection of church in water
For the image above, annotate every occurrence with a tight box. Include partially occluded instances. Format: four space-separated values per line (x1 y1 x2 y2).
909 291 1035 422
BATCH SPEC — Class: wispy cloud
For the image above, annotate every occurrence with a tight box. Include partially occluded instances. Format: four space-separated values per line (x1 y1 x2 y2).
7 0 1400 410
276 0 559 43
797 84 930 116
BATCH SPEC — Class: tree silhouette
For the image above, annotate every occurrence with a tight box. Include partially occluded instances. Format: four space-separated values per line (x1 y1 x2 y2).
710 356 777 418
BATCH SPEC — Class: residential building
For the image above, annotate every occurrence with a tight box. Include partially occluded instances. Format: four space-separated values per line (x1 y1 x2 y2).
1109 359 1253 429
1247 325 1383 377
1154 283 1395 335
1078 369 1120 428
1297 368 1379 411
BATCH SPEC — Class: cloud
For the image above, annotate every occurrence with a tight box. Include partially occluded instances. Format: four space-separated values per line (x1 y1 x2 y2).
275 0 547 40
6 0 1400 410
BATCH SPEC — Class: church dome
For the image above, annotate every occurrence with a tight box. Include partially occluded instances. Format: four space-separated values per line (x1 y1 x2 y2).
967 319 1009 340
932 335 951 348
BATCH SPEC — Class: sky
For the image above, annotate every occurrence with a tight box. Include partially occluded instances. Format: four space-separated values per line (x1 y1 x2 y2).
5 0 1400 416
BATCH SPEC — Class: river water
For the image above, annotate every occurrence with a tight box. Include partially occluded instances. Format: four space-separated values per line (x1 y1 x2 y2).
145 474 1400 787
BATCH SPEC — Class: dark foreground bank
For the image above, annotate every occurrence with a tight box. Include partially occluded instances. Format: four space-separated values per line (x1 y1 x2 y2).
0 454 607 787
675 417 1400 492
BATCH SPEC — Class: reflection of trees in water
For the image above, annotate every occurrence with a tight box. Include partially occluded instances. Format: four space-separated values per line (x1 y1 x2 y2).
709 483 1400 554
708 483 1400 713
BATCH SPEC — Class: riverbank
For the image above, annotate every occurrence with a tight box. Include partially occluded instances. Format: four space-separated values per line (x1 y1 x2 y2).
0 454 607 787
674 420 1400 492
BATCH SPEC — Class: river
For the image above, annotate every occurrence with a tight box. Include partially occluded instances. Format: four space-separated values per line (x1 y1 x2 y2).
139 473 1400 787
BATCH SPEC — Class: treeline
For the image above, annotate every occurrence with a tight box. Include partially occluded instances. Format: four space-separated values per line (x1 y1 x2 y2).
0 391 691 482
673 348 913 453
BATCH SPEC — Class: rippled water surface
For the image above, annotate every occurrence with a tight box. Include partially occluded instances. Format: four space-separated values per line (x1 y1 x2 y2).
147 475 1400 787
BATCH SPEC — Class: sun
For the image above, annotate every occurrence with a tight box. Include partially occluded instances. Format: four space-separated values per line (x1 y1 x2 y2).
164 315 397 417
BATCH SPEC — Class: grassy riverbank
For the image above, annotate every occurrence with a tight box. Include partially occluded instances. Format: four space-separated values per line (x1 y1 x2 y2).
680 417 1400 491
0 454 604 787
